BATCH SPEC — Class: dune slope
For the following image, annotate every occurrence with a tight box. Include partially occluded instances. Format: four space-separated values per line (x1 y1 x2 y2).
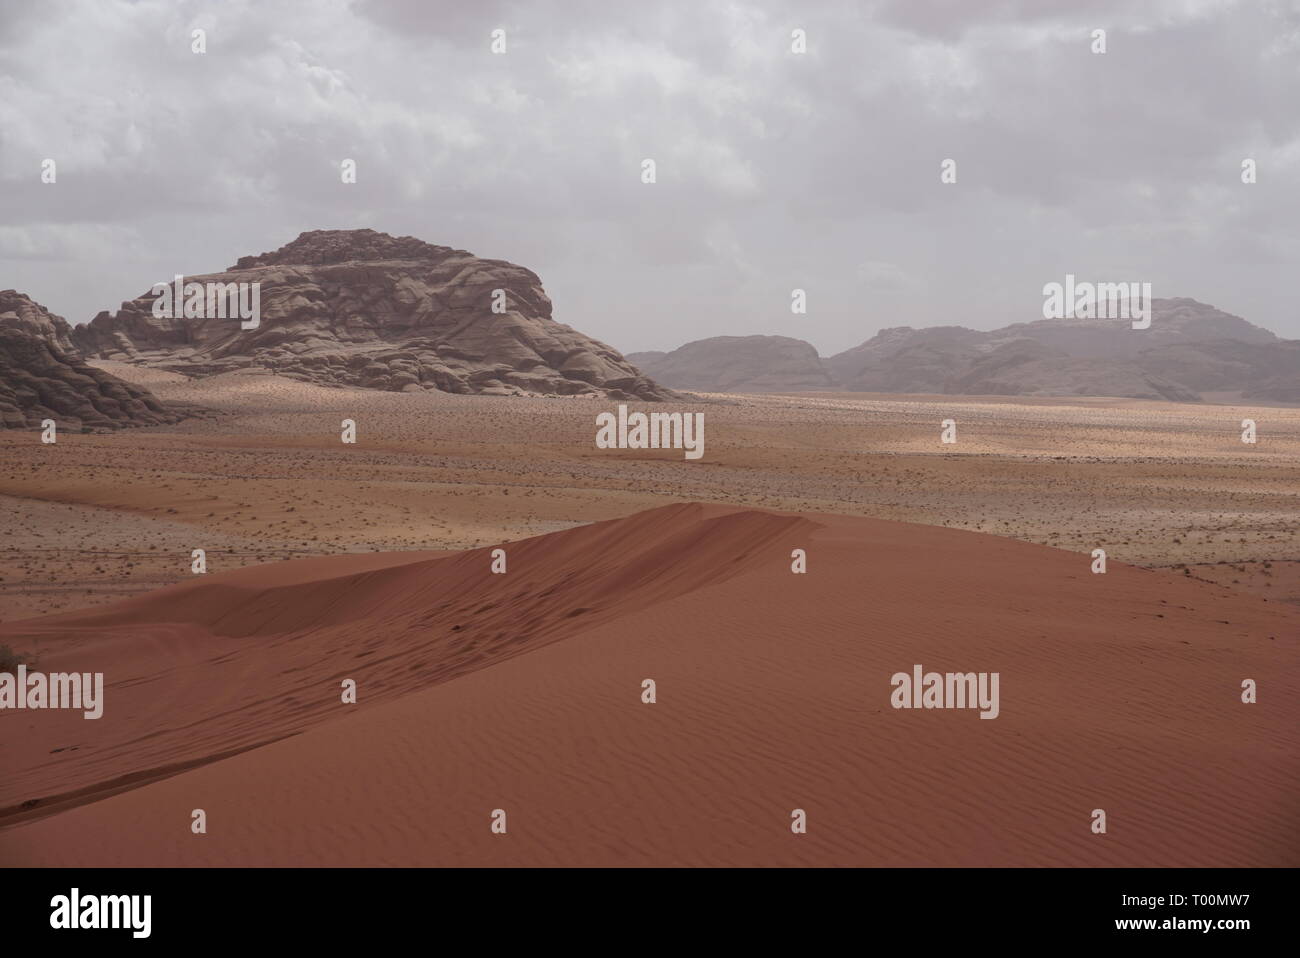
1 502 1295 866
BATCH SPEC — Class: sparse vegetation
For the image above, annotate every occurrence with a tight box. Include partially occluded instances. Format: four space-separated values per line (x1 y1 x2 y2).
0 644 35 674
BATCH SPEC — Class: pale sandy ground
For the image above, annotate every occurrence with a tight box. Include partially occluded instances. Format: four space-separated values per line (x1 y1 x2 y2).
1 503 1295 866
2 366 1297 621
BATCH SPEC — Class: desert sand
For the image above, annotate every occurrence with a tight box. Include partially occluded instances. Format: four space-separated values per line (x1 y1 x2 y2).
2 502 1296 866
1 369 1297 866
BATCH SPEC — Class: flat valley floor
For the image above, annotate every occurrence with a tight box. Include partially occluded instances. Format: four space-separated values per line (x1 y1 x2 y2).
5 366 1299 620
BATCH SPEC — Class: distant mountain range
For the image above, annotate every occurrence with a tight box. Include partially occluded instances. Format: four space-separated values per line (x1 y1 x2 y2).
631 299 1300 403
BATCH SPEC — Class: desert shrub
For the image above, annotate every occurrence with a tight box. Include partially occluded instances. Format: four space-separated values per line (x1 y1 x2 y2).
0 644 34 674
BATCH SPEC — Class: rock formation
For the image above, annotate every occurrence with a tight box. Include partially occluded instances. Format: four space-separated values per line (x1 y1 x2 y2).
825 327 986 395
73 229 676 401
0 291 180 430
628 335 835 392
1138 339 1300 402
824 299 1293 402
945 338 1202 402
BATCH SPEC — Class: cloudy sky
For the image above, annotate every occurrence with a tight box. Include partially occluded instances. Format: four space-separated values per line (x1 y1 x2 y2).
1 0 1297 355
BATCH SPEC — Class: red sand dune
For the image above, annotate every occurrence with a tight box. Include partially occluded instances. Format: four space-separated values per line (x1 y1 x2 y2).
1 502 1296 866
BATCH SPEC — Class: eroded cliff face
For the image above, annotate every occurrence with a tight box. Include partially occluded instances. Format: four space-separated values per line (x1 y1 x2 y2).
0 290 180 430
73 229 676 401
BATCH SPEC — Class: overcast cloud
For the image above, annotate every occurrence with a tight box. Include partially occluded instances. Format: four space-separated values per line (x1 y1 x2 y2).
1 0 1297 354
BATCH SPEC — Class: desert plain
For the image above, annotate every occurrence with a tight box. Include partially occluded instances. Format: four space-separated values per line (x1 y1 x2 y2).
1 367 1297 866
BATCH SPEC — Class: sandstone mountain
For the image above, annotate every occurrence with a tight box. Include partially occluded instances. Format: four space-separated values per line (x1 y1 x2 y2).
998 298 1278 360
632 299 1295 402
73 229 675 401
825 326 987 395
945 338 1201 402
1138 339 1300 403
625 350 667 368
823 299 1293 402
628 335 836 392
0 291 181 430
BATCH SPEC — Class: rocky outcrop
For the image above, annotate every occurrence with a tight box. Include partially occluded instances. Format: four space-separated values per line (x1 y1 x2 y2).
0 290 79 354
625 350 667 368
73 229 676 401
946 339 1202 402
1244 374 1300 403
1139 339 1300 402
0 291 180 430
1000 298 1278 359
825 327 986 394
628 336 835 393
824 300 1294 402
